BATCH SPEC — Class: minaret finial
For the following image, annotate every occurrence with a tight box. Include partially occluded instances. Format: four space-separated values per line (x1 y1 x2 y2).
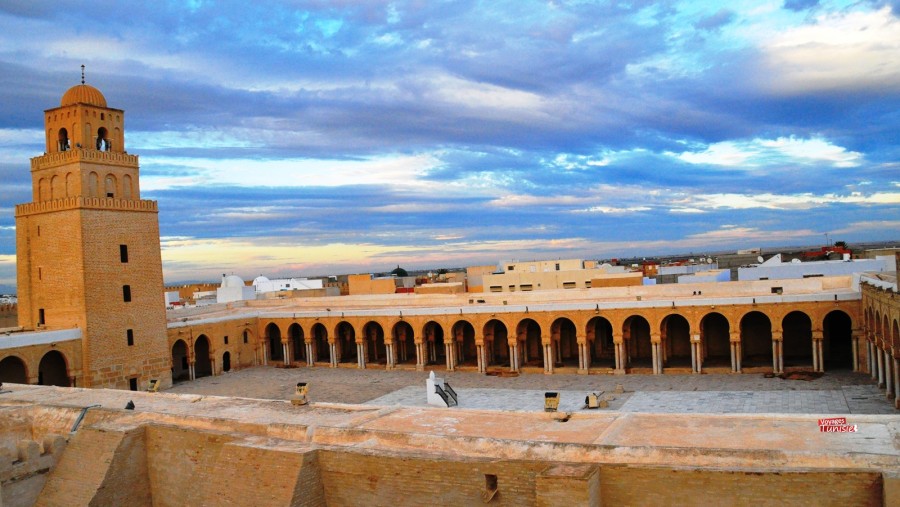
81 64 85 85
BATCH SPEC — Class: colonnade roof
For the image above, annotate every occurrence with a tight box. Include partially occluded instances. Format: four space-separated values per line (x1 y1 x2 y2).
0 328 82 350
167 277 860 329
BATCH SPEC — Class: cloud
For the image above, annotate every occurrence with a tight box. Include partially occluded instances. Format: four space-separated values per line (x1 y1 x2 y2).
762 7 900 93
670 136 862 168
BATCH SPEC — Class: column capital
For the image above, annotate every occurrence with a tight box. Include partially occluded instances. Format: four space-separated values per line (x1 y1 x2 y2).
812 330 824 341
650 333 662 344
771 331 783 341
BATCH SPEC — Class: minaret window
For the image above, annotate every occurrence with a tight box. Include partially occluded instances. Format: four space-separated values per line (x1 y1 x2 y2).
96 127 110 151
58 128 69 152
123 285 132 302
105 174 116 198
120 244 128 263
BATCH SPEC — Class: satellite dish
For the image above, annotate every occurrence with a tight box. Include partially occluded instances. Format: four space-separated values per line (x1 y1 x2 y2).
791 258 801 264
707 257 713 264
757 256 764 263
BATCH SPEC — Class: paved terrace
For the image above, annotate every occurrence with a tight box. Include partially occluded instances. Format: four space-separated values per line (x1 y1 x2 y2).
163 365 898 415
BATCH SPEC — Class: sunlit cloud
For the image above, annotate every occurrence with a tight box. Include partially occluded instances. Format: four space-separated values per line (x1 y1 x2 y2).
761 7 900 93
671 136 862 168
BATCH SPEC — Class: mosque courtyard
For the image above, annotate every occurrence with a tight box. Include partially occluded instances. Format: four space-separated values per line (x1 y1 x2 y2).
165 365 897 415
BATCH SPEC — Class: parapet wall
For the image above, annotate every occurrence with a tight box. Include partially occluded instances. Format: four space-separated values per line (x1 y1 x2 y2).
0 386 896 506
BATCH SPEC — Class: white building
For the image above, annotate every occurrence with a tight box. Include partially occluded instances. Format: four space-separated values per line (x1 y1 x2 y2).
738 254 893 282
217 275 256 304
252 276 324 295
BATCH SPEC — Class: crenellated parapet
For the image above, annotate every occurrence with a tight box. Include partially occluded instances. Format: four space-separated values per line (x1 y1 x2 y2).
31 148 138 171
15 196 157 216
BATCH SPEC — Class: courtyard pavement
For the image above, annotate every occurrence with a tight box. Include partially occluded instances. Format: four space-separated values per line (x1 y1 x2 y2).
165 365 898 415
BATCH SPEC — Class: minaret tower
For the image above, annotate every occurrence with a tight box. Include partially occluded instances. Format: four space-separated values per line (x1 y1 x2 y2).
15 71 170 389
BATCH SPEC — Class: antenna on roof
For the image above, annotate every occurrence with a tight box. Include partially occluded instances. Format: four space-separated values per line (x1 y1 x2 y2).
81 64 85 85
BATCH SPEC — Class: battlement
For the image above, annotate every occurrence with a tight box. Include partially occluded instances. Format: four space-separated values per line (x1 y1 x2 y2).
15 196 157 216
31 148 138 171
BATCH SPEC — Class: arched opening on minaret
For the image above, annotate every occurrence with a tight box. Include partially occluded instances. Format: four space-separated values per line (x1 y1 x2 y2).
58 128 69 151
96 127 110 151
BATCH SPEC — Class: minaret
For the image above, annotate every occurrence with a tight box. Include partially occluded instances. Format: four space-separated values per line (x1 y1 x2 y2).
15 73 170 389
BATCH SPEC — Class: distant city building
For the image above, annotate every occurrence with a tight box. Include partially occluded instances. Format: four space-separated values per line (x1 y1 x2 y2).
738 254 893 282
217 274 256 303
482 259 640 293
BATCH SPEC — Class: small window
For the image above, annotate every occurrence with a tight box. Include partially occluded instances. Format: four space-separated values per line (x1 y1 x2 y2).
508 285 516 292
243 331 248 344
507 265 514 271
120 244 128 263
224 335 229 344
771 287 783 294
106 192 114 198
123 285 132 302
38 267 42 280
563 281 576 289
127 329 134 346
101 113 105 120
520 284 533 291
38 308 45 326
37 226 40 236
585 281 592 288
489 286 502 293
129 378 138 391
555 263 560 271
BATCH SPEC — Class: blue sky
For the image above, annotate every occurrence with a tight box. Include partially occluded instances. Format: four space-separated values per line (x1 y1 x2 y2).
0 0 898 287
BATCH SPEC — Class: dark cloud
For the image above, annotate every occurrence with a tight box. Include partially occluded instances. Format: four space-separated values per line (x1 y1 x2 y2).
695 9 736 31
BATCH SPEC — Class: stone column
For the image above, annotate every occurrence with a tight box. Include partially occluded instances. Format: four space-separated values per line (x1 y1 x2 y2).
416 342 424 371
577 338 588 374
262 342 268 366
306 343 313 366
885 351 894 398
851 331 860 372
330 343 337 368
476 344 485 373
771 332 783 374
613 332 625 374
283 343 290 366
357 343 365 369
877 346 885 387
893 355 900 408
868 340 876 378
545 343 554 374
189 362 195 381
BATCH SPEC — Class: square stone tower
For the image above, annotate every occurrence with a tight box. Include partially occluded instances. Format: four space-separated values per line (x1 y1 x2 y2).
14 79 171 389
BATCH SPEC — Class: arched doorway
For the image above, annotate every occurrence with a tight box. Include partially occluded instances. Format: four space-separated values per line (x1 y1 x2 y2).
485 320 509 367
453 321 477 366
516 319 540 367
365 322 387 365
266 323 283 362
38 350 69 386
425 321 445 366
588 317 614 368
741 311 772 367
662 314 691 368
172 340 189 382
0 356 27 384
289 323 305 363
701 312 730 367
222 351 231 372
783 311 812 368
624 315 651 368
823 310 853 370
312 323 329 362
394 321 416 364
552 318 578 367
194 335 212 378
336 322 356 364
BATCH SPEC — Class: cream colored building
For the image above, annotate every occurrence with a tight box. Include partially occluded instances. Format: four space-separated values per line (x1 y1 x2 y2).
483 259 639 293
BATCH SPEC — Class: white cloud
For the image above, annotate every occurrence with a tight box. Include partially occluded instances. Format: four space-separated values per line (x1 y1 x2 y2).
141 153 439 190
670 136 862 168
761 7 900 93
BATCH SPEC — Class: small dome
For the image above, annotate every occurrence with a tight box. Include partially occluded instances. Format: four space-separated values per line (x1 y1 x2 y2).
252 276 270 286
222 275 245 288
60 84 107 107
